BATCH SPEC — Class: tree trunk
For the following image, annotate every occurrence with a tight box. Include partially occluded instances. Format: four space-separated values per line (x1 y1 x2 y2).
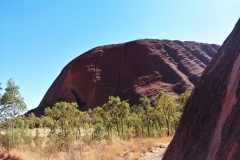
121 118 124 136
116 116 120 136
147 117 150 136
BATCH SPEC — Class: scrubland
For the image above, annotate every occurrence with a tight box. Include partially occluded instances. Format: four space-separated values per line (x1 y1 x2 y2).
0 128 172 160
0 90 188 159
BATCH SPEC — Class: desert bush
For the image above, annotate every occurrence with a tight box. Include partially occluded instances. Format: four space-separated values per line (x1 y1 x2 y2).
103 133 113 144
82 134 92 146
122 129 132 140
33 129 43 148
0 90 190 159
19 129 32 148
0 129 22 150
92 123 104 143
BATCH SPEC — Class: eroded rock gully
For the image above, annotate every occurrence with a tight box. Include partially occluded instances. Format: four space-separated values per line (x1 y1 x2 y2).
163 18 240 160
28 39 219 116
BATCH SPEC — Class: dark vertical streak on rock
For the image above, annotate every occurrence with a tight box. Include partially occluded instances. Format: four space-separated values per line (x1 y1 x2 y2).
118 59 127 87
28 39 219 116
70 89 86 108
91 51 102 103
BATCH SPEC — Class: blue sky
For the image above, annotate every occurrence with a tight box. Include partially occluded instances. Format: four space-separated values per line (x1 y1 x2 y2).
0 1 239 111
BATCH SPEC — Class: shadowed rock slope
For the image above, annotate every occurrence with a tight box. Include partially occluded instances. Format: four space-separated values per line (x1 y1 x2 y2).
163 19 240 160
29 39 219 116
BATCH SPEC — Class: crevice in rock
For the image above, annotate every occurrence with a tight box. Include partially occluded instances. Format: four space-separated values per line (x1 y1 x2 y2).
91 51 102 101
163 44 196 85
201 44 219 58
43 98 62 107
162 44 181 64
92 52 101 88
70 89 86 108
42 88 86 109
210 44 221 52
118 59 127 87
183 45 209 66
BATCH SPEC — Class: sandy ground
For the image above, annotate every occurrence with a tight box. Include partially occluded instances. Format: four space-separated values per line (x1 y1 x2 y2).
140 147 166 160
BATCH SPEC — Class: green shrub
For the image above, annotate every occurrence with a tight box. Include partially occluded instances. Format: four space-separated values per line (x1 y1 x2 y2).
33 129 43 148
82 134 92 145
0 129 21 150
19 128 32 148
122 129 132 140
92 123 104 143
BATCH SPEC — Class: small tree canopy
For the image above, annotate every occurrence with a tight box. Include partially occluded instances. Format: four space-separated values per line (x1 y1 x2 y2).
0 78 27 121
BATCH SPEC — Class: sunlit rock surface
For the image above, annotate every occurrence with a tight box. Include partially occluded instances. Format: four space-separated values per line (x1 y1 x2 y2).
28 39 219 116
163 19 240 160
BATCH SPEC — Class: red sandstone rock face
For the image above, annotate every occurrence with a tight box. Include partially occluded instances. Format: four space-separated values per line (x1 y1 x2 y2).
29 39 219 116
163 19 240 160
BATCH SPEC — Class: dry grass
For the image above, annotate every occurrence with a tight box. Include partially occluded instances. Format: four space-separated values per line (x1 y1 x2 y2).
156 136 172 148
0 149 24 160
0 136 172 160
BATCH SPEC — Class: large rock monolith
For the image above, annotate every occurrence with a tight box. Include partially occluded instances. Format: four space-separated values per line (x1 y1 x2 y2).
163 18 240 160
28 39 219 116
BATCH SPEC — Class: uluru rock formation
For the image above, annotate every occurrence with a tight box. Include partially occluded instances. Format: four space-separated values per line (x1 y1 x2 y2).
163 19 240 160
29 39 219 116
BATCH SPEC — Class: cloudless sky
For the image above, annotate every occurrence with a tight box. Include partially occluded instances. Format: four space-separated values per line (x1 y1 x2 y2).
0 0 239 111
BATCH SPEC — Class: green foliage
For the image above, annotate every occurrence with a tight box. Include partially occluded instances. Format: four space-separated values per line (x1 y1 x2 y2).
15 116 26 129
102 96 121 136
42 116 54 128
82 134 92 145
0 78 27 122
0 78 28 151
0 128 32 150
176 90 191 112
156 91 177 136
139 96 153 136
122 129 132 140
0 129 21 150
19 128 32 148
33 129 43 148
102 96 130 138
92 123 104 142
0 88 190 151
45 102 79 151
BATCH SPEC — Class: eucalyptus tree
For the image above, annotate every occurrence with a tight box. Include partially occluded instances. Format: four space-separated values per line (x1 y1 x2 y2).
139 96 153 136
156 91 176 136
27 112 36 129
74 110 90 139
176 91 191 112
102 96 122 135
130 104 145 137
0 78 27 150
0 78 27 122
91 106 104 125
118 100 130 136
44 102 79 151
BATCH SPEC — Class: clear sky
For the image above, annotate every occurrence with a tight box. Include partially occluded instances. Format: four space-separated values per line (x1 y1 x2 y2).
0 0 239 111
